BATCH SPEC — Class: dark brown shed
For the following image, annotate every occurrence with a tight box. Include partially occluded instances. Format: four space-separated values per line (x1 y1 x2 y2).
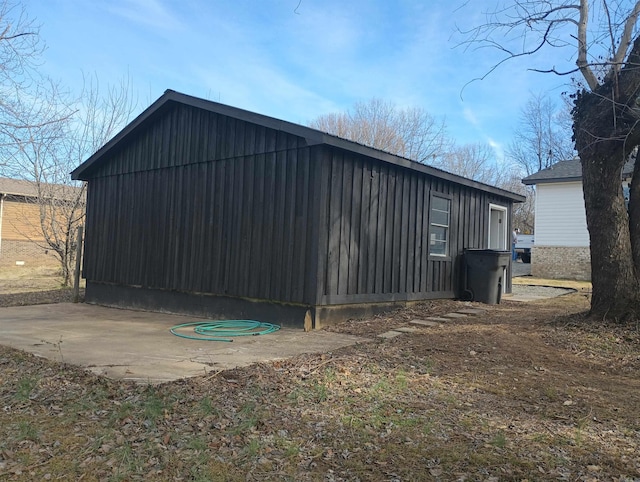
72 90 524 329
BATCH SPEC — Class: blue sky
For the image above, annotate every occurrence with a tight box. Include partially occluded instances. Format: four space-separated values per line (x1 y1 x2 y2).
28 0 573 162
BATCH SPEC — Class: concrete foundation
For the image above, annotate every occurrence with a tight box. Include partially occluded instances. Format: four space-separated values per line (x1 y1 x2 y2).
85 282 454 330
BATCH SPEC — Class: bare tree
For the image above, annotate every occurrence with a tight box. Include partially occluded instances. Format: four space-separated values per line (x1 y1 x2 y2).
5 78 136 285
507 182 536 234
434 142 535 231
0 0 65 159
461 0 640 320
0 0 136 285
309 98 452 163
505 92 573 234
507 92 575 176
0 1 129 284
434 142 509 185
0 0 74 283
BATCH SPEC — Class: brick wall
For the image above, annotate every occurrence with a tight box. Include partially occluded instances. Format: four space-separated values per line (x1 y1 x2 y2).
2 198 45 241
0 239 60 267
1 197 62 268
532 246 591 281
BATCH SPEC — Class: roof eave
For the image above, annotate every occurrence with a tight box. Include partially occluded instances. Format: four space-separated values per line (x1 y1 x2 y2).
72 90 525 202
522 176 582 185
0 190 36 197
323 136 525 202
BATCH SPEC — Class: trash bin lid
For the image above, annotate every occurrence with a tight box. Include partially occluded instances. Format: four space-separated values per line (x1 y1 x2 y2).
464 249 511 256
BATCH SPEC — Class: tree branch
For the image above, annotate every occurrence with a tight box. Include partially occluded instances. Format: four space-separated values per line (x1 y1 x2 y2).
613 1 640 72
577 0 599 90
531 60 640 77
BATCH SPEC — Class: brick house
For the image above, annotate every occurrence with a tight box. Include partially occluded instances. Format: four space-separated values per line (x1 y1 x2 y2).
0 178 82 268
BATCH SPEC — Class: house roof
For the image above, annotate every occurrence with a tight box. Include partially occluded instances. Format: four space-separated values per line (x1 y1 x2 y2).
0 177 84 201
522 158 635 185
0 178 40 197
72 89 525 203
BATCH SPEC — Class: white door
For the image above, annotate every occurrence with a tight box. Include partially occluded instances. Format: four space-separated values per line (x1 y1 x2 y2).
489 204 507 250
489 204 508 294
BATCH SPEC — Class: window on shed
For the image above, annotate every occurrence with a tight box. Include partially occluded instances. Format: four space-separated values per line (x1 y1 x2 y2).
429 195 450 256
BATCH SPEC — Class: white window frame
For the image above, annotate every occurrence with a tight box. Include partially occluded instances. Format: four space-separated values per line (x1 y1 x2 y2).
429 193 451 258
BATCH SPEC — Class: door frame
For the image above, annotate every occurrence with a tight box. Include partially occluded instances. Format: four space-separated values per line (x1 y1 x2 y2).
488 203 508 250
488 203 509 294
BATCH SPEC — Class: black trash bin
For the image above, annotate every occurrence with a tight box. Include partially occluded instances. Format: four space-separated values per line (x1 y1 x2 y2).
464 249 511 304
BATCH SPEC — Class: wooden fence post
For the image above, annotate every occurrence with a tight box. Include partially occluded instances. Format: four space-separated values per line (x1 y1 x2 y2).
73 225 84 303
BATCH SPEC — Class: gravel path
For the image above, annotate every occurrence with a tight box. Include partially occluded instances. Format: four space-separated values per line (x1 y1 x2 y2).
512 260 532 277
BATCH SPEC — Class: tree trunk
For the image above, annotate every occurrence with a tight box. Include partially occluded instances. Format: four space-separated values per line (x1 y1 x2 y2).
629 158 640 275
580 149 640 319
573 66 640 320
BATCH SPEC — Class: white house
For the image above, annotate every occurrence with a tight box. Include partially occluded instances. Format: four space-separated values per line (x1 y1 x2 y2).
522 159 634 281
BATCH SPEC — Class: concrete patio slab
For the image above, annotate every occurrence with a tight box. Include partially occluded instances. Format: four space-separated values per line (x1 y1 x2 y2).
0 303 369 384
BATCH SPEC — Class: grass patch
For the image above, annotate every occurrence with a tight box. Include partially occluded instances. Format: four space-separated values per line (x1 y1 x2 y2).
199 396 217 416
14 376 39 401
143 388 166 424
15 420 39 441
490 431 507 449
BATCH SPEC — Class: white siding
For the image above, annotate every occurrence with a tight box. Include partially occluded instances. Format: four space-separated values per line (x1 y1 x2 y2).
534 181 590 247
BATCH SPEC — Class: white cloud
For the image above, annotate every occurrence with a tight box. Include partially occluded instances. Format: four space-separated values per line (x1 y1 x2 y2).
30 0 579 155
487 137 505 164
463 107 479 127
105 0 183 31
189 59 341 125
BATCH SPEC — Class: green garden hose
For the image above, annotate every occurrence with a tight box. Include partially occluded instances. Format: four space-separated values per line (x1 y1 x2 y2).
170 320 280 342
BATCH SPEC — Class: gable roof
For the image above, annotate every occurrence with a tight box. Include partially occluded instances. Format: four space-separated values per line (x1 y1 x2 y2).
72 89 525 202
522 158 635 185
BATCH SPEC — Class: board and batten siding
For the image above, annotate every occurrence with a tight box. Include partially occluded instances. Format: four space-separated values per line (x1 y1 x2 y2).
79 95 519 316
84 103 310 179
315 147 512 304
83 102 320 305
535 182 589 246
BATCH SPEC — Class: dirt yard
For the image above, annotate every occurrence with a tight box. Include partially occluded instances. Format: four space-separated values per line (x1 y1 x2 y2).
0 266 64 294
0 277 638 481
0 266 82 306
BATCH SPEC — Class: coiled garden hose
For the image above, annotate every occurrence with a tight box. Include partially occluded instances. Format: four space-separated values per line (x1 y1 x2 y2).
170 320 280 342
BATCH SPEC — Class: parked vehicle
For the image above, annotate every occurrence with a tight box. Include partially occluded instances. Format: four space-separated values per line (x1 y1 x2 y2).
515 234 534 263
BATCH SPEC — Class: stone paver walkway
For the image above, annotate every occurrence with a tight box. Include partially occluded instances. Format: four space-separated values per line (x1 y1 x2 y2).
377 306 488 339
